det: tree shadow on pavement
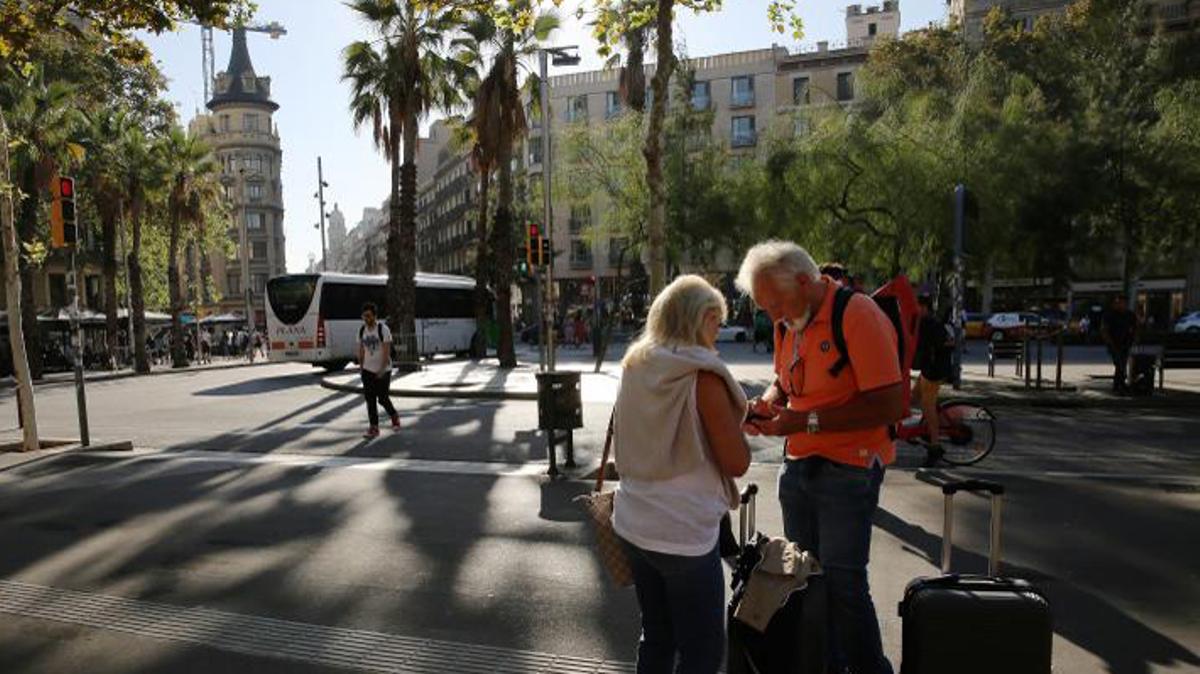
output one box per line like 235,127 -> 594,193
194,372 -> 322,397
0,454 -> 379,673
874,473 -> 1200,674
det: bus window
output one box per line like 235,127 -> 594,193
267,275 -> 318,325
320,283 -> 388,321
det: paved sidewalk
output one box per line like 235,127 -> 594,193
0,451 -> 1194,673
322,359 -> 622,402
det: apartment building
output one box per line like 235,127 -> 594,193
189,27 -> 287,327
528,3 -> 898,300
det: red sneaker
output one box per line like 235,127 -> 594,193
362,426 -> 380,439
390,415 -> 401,431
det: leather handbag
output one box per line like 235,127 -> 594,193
576,414 -> 634,587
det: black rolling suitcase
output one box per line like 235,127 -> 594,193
726,484 -> 830,674
899,479 -> 1052,674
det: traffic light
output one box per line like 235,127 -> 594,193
50,175 -> 78,248
526,223 -> 539,268
539,236 -> 551,266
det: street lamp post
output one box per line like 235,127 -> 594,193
538,45 -> 580,373
315,156 -> 329,272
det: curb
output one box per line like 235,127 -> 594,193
0,438 -> 135,473
4,360 -> 277,390
950,390 -> 1200,410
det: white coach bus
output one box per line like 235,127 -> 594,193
266,272 -> 479,370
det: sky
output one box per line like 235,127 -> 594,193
140,0 -> 949,273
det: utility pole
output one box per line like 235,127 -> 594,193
315,156 -> 329,272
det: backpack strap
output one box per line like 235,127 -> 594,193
828,286 -> 855,377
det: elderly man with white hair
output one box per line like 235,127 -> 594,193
738,240 -> 904,674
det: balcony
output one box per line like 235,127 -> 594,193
731,131 -> 757,148
730,91 -> 756,109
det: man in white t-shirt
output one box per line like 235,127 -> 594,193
357,302 -> 399,438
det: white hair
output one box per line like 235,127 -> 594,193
735,240 -> 820,295
623,275 -> 727,367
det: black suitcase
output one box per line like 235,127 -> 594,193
899,479 -> 1052,674
727,484 -> 830,674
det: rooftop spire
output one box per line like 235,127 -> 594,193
207,27 -> 278,111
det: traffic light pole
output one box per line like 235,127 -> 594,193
69,247 -> 90,446
539,50 -> 557,372
952,184 -> 966,391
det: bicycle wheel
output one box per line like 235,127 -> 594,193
935,400 -> 997,466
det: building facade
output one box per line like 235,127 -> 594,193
336,121 -> 453,276
326,203 -> 347,271
189,27 -> 287,327
415,146 -> 479,276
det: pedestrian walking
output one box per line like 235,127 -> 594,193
912,294 -> 953,467
1101,295 -> 1137,393
563,315 -> 577,349
738,241 -> 904,674
199,329 -> 212,364
612,275 -> 751,674
357,303 -> 399,438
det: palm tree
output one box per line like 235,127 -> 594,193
1,65 -> 86,379
80,105 -> 134,370
455,8 -> 558,368
343,0 -> 468,363
123,126 -> 163,374
161,126 -> 221,369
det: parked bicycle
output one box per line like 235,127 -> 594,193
894,399 -> 997,466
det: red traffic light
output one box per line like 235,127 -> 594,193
528,223 -> 540,238
58,176 -> 74,197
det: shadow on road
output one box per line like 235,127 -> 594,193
194,372 -> 321,397
875,472 -> 1200,674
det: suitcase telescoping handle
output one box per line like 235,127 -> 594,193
738,483 -> 758,546
941,479 -> 1005,576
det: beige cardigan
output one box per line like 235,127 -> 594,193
613,345 -> 747,499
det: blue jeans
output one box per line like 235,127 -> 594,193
620,538 -> 725,674
778,457 -> 893,674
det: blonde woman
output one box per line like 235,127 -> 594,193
612,275 -> 751,673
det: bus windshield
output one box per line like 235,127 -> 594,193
267,275 -> 319,325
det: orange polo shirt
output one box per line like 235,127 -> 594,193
773,281 -> 901,467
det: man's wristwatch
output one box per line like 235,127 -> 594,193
806,411 -> 820,434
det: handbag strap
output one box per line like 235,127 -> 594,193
595,411 -> 615,493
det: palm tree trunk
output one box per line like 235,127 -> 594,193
167,190 -> 187,368
643,0 -> 675,297
18,164 -> 42,379
493,140 -> 517,369
129,191 -> 149,373
102,208 -> 119,370
386,130 -> 405,356
1,109 -> 39,450
471,165 -> 492,359
397,121 -> 419,363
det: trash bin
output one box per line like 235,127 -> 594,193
536,371 -> 582,475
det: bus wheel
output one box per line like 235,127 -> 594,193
321,360 -> 349,372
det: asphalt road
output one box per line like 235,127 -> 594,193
0,353 -> 1197,673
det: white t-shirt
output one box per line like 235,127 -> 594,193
360,323 -> 392,374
